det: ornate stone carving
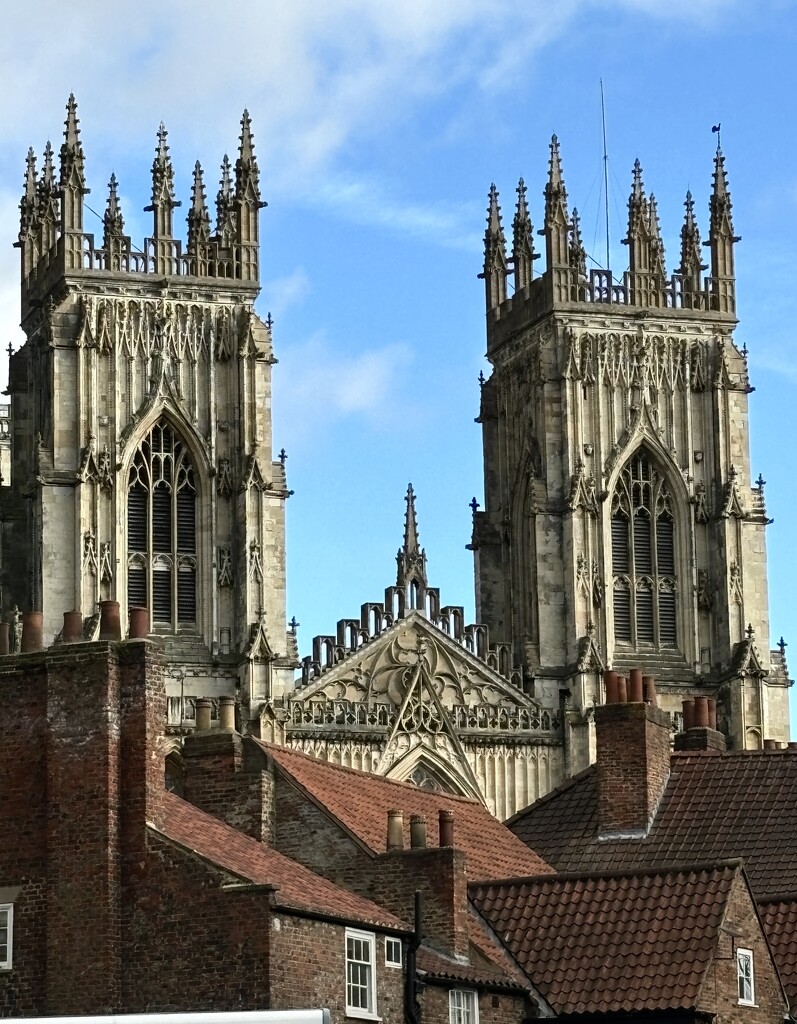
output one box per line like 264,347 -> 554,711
83,529 -> 98,576
217,457 -> 233,497
697,569 -> 713,612
99,542 -> 113,584
218,546 -> 232,588
248,539 -> 263,583
722,464 -> 747,519
693,481 -> 710,523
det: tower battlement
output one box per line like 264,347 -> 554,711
17,96 -> 265,321
482,136 -> 739,354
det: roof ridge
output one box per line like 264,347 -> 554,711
255,738 -> 484,805
469,858 -> 744,890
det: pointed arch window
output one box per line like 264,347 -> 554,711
611,450 -> 677,649
127,420 -> 197,629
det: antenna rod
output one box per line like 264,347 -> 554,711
600,79 -> 610,273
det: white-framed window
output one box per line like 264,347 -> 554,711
345,928 -> 377,1018
385,936 -> 402,968
449,989 -> 479,1024
0,904 -> 13,970
737,947 -> 755,1005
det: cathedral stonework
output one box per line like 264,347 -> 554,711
0,101 -> 789,819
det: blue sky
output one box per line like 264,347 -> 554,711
1,1 -> 796,726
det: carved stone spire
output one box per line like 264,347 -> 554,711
103,173 -> 125,243
187,161 -> 211,253
235,110 -> 262,205
625,159 -> 650,273
147,123 -> 180,239
216,154 -> 236,245
19,147 -> 38,243
234,110 -> 265,279
544,135 -> 570,271
648,193 -> 666,281
512,177 -> 536,292
482,184 -> 508,311
59,94 -> 88,232
36,141 -> 58,255
396,484 -> 428,590
679,190 -> 705,305
569,207 -> 587,280
708,144 -> 739,313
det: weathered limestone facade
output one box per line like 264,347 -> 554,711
471,139 -> 790,762
267,486 -> 565,819
1,97 -> 296,709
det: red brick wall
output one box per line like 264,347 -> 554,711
699,873 -> 786,1024
269,914 -> 405,1024
0,657 -> 48,1016
183,731 -> 275,842
122,830 -> 272,1011
422,984 -> 531,1024
595,702 -> 671,836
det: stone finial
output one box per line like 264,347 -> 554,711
544,135 -> 570,270
679,189 -> 704,284
59,94 -> 86,191
216,154 -> 235,242
103,174 -> 125,242
569,207 -> 587,279
512,177 -> 536,291
19,147 -> 38,240
708,143 -> 740,313
147,123 -> 180,238
235,109 -> 263,205
396,483 -> 428,591
482,184 -> 508,309
187,161 -> 211,251
648,194 -> 666,280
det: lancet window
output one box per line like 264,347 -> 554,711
611,450 -> 677,648
127,420 -> 197,629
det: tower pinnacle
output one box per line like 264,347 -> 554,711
708,145 -> 739,313
216,154 -> 235,245
396,484 -> 428,590
512,177 -> 537,292
482,184 -> 508,310
544,135 -> 570,273
147,123 -> 180,239
187,161 -> 211,252
103,174 -> 124,242
59,94 -> 88,232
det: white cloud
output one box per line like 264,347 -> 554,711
262,268 -> 312,321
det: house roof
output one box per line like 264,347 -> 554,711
508,750 -> 797,899
470,863 -> 741,1016
153,790 -> 408,932
256,741 -> 551,879
760,899 -> 797,1004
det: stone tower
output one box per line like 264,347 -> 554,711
472,138 -> 790,758
3,97 -> 296,716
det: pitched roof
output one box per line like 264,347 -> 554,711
154,790 -> 407,931
760,899 -> 797,1004
470,863 -> 741,1016
256,741 -> 551,879
509,751 -> 797,898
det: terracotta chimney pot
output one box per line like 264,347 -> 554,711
99,600 -> 122,641
387,809 -> 404,851
410,814 -> 427,849
604,670 -> 619,705
195,698 -> 212,732
128,606 -> 150,639
763,738 -> 777,750
439,809 -> 455,848
788,742 -> 797,752
21,611 -> 43,653
693,696 -> 710,729
642,675 -> 657,706
629,668 -> 644,703
682,699 -> 695,732
62,610 -> 83,644
706,697 -> 717,731
218,695 -> 235,730
617,675 -> 628,703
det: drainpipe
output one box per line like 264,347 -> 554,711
405,890 -> 423,1024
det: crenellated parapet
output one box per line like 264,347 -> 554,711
17,96 -> 265,322
483,136 -> 740,346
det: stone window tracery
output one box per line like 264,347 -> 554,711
611,450 -> 677,649
127,419 -> 197,629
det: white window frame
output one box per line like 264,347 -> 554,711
385,936 -> 402,968
345,927 -> 378,1020
0,903 -> 13,970
737,947 -> 755,1006
449,988 -> 479,1024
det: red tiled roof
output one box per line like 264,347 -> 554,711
416,909 -> 532,991
760,899 -> 797,1003
154,790 -> 408,931
256,741 -> 550,879
509,751 -> 797,899
470,863 -> 740,1016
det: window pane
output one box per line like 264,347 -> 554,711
128,485 -> 147,551
611,515 -> 629,573
128,565 -> 146,609
177,489 -> 196,553
178,569 -> 196,623
656,515 -> 675,575
152,484 -> 172,552
614,587 -> 631,642
153,567 -> 172,622
659,589 -> 677,646
633,511 -> 652,574
637,587 -> 654,643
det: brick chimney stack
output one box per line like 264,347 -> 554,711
596,668 -> 671,839
675,697 -> 727,752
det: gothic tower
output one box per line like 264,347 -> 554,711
472,138 -> 790,759
3,97 -> 296,717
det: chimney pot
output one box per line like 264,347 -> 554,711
0,622 -> 10,655
788,742 -> 797,752
62,610 -> 83,643
629,668 -> 644,702
218,695 -> 236,730
439,809 -> 455,847
128,606 -> 150,639
617,675 -> 628,703
604,670 -> 619,705
99,600 -> 122,641
195,698 -> 212,732
764,738 -> 778,750
409,813 -> 427,849
706,697 -> 717,731
693,696 -> 710,729
682,699 -> 695,732
387,808 -> 404,851
21,611 -> 44,652
642,675 -> 657,706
